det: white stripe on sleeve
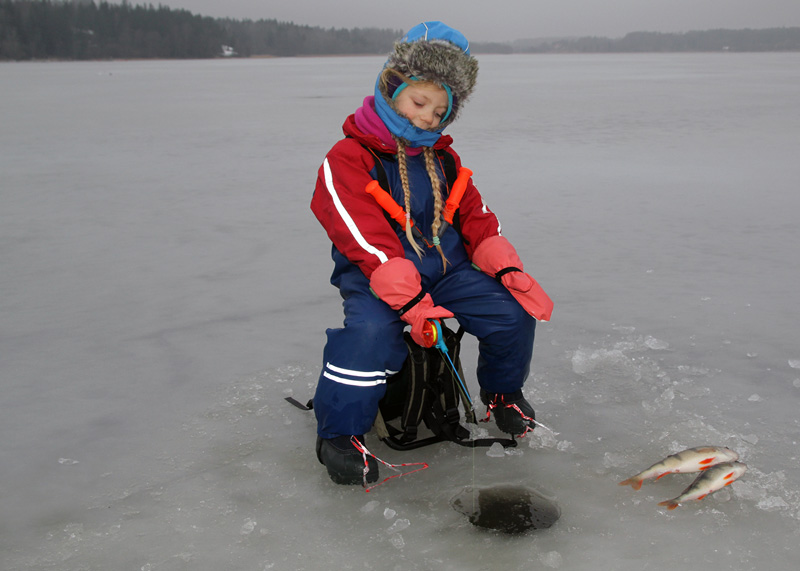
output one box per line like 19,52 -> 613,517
323,158 -> 389,264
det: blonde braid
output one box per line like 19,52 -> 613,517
393,136 -> 424,259
424,148 -> 449,270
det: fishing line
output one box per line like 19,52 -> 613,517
431,320 -> 479,509
431,320 -> 560,513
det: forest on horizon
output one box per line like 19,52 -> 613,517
2,0 -> 800,61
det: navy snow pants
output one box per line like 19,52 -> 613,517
314,256 -> 536,439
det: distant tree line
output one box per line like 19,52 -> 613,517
519,27 -> 800,53
1,0 -> 799,61
1,0 -> 226,59
0,0 -> 400,60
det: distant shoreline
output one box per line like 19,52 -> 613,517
5,50 -> 800,65
2,1 -> 798,61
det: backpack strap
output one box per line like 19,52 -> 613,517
397,332 -> 430,443
364,145 -> 467,245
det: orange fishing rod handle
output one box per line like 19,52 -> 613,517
443,167 -> 473,224
365,180 -> 407,227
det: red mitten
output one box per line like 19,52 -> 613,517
472,236 -> 553,322
370,258 -> 453,347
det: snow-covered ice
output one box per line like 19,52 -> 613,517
2,54 -> 799,569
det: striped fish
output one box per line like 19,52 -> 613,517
619,446 -> 739,490
658,461 -> 748,510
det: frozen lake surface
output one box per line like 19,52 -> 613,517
2,53 -> 799,569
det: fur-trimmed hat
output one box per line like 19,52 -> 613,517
374,22 -> 479,146
384,22 -> 478,122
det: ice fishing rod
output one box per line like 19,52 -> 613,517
428,319 -> 558,437
428,319 -> 476,423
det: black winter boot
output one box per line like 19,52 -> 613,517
316,435 -> 379,486
480,390 -> 536,436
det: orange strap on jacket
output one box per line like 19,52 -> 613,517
442,167 -> 473,225
365,180 -> 411,228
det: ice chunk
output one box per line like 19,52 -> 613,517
644,336 -> 669,350
360,500 -> 380,514
788,359 -> 800,369
383,508 -> 396,520
486,442 -> 506,457
603,452 -> 628,469
540,551 -> 563,568
387,518 -> 410,534
240,519 -> 257,535
757,496 -> 789,511
570,347 -> 640,381
748,394 -> 763,402
741,433 -> 759,445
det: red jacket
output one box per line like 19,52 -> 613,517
311,112 -> 502,280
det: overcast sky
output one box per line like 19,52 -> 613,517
154,0 -> 800,42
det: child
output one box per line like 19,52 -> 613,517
310,22 -> 553,485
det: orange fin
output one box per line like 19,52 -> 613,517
655,472 -> 671,481
699,457 -> 716,465
619,478 -> 643,491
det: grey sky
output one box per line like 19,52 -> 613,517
156,0 -> 800,42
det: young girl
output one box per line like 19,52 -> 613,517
311,22 -> 553,485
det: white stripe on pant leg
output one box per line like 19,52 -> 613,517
323,371 -> 387,387
326,362 -> 387,378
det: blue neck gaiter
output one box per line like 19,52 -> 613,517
373,75 -> 443,148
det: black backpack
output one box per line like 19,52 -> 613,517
373,322 -> 516,450
286,322 -> 516,450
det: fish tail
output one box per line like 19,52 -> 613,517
657,500 -> 679,510
618,478 -> 643,490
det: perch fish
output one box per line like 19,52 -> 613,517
618,446 -> 739,490
658,461 -> 748,510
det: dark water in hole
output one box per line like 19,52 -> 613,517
450,484 -> 561,534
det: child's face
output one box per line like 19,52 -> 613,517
393,82 -> 450,131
